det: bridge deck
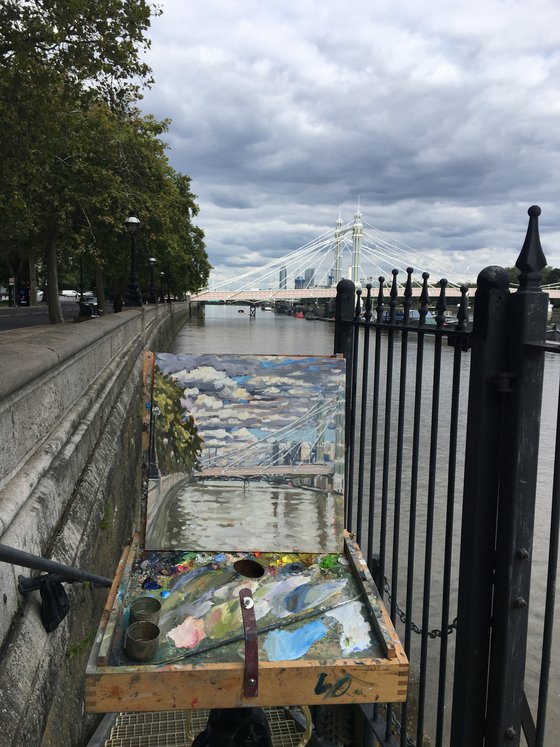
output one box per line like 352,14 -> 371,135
195,464 -> 334,478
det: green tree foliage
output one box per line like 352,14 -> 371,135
0,0 -> 210,318
152,368 -> 203,475
504,265 -> 560,287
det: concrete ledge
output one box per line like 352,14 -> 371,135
0,302 -> 192,746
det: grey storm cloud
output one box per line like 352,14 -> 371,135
141,0 -> 560,282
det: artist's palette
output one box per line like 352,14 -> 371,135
85,354 -> 408,712
86,533 -> 408,711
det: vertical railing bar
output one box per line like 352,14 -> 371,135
356,285 -> 373,547
401,272 -> 429,747
434,280 -> 462,747
379,270 -> 402,740
396,268 -> 412,747
417,275 -> 442,747
370,277 -> 386,726
367,277 -> 385,563
391,268 -> 412,622
535,361 -> 560,745
346,288 -> 362,531
379,272 -> 398,602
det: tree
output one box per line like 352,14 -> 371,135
0,0 -> 159,320
153,368 -> 203,475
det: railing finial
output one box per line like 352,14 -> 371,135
515,205 -> 547,288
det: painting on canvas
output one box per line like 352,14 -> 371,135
145,354 -> 346,553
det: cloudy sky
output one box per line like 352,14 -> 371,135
140,0 -> 560,284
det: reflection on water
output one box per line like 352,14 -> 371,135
146,476 -> 342,553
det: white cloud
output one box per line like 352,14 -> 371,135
141,0 -> 560,282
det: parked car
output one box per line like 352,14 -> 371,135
61,289 -> 78,298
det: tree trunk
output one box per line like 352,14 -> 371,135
94,261 -> 106,315
28,252 -> 37,305
46,237 -> 64,324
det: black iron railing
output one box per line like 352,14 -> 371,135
335,270 -> 471,747
334,206 -> 559,747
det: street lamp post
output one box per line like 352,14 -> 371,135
125,216 -> 142,307
148,257 -> 157,304
159,271 -> 165,303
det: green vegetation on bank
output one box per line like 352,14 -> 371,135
0,0 -> 211,321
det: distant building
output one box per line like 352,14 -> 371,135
279,266 -> 287,289
295,276 -> 305,289
304,268 -> 315,288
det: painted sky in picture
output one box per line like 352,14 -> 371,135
155,353 -> 345,479
140,0 -> 560,283
146,354 -> 346,552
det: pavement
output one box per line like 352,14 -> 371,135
0,298 -> 110,332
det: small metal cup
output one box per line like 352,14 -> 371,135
124,621 -> 160,662
129,596 -> 162,626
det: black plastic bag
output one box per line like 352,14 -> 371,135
38,576 -> 70,632
192,708 -> 272,747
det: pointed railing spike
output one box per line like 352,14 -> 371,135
390,269 -> 399,322
376,276 -> 385,323
456,285 -> 469,332
419,272 -> 430,325
364,284 -> 373,322
516,205 -> 547,289
436,279 -> 448,328
403,267 -> 413,323
355,287 -> 362,319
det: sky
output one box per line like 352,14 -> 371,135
139,0 -> 560,285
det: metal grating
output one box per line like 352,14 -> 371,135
102,707 -> 310,747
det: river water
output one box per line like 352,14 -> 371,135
171,304 -> 560,745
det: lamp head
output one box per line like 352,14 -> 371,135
148,257 -> 157,267
125,216 -> 140,234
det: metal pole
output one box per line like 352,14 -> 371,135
125,216 -> 142,307
450,265 -> 511,746
0,543 -> 112,588
334,278 -> 355,360
485,206 -> 548,746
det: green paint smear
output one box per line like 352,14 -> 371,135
319,554 -> 339,569
209,598 -> 241,639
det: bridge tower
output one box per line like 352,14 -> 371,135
334,215 -> 343,284
352,208 -> 363,284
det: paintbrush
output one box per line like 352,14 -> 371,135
155,593 -> 364,666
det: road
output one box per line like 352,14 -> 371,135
0,298 -> 109,332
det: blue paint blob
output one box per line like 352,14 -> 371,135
263,620 -> 327,661
160,590 -> 170,599
285,584 -> 311,612
142,577 -> 162,590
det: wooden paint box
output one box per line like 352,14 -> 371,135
86,354 -> 408,711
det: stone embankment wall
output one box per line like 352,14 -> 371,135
0,304 -> 191,747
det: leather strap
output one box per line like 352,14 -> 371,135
239,588 -> 258,697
